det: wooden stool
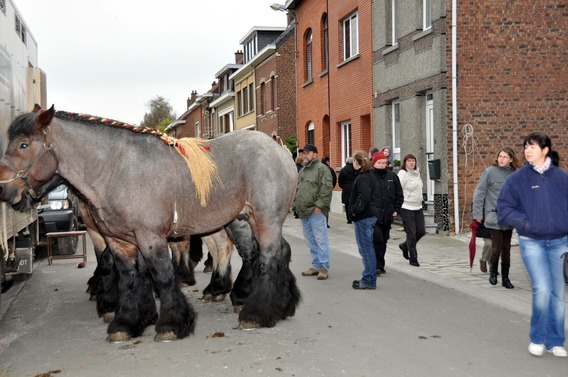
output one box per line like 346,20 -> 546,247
47,230 -> 88,265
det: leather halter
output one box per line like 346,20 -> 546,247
0,126 -> 58,199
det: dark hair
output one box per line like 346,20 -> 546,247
400,154 -> 418,171
523,132 -> 560,166
493,147 -> 519,171
368,147 -> 379,158
321,156 -> 330,165
353,150 -> 372,173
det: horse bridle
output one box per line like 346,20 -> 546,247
0,126 -> 58,199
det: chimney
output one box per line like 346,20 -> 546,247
235,50 -> 244,64
187,90 -> 198,108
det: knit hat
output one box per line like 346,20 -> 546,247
372,151 -> 387,166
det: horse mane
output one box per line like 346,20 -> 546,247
53,110 -> 220,206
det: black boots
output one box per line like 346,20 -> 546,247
501,264 -> 514,289
489,262 -> 498,285
489,262 -> 514,289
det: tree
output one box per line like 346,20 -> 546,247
140,96 -> 177,132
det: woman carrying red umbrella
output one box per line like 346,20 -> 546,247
472,147 -> 519,288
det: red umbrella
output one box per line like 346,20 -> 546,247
469,220 -> 479,272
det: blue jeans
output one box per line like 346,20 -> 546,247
519,235 -> 567,349
301,212 -> 330,270
354,216 -> 377,288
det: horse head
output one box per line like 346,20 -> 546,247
0,106 -> 59,211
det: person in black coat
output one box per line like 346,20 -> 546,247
338,157 -> 358,224
321,156 -> 337,188
370,151 -> 404,275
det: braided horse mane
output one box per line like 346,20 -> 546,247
53,110 -> 220,206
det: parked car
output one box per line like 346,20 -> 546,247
38,184 -> 80,255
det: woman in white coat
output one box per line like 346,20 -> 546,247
397,154 -> 426,267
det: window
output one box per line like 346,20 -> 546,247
14,14 -> 26,44
1,0 -> 6,15
195,121 -> 200,138
217,110 -> 234,135
237,91 -> 242,116
260,82 -> 266,115
307,122 -> 315,145
322,14 -> 329,71
243,86 -> 249,114
392,102 -> 400,160
423,0 -> 432,30
343,12 -> 359,60
391,0 -> 398,44
341,121 -> 352,163
305,29 -> 313,82
244,35 -> 257,63
271,75 -> 277,111
248,83 -> 254,112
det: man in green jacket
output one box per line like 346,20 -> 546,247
293,144 -> 333,280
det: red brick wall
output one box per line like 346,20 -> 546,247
328,0 -> 373,168
294,0 -> 330,156
295,0 -> 373,169
446,0 -> 567,231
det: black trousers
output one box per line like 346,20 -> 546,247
400,208 -> 426,260
489,229 -> 513,266
343,202 -> 351,223
373,222 -> 391,270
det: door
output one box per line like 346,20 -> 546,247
425,94 -> 435,201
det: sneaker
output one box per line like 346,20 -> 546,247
528,342 -> 545,356
479,259 -> 487,273
302,268 -> 320,276
547,346 -> 568,357
352,280 -> 375,290
399,243 -> 409,260
409,259 -> 420,267
317,267 -> 328,280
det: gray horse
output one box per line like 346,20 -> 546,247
0,107 -> 300,342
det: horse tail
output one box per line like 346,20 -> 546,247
170,137 -> 222,206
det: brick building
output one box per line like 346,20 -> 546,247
287,0 -> 374,211
373,0 -> 567,234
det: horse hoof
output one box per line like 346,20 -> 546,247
154,331 -> 178,342
239,320 -> 261,329
102,312 -> 115,323
233,305 -> 243,314
179,282 -> 189,288
107,332 -> 131,343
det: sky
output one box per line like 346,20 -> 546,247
15,0 -> 288,125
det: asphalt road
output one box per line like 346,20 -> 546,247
0,219 -> 566,377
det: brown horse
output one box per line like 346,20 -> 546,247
0,107 -> 300,342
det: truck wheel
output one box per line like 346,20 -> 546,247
56,218 -> 79,255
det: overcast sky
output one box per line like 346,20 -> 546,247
16,0 -> 287,125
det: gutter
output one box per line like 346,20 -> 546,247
451,0 -> 459,234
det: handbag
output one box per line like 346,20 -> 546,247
476,222 -> 492,239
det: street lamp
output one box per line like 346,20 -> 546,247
270,3 -> 287,12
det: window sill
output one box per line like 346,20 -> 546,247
336,54 -> 359,68
382,44 -> 399,56
319,69 -> 329,78
412,27 -> 433,42
302,79 -> 314,88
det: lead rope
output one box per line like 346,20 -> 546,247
1,203 -> 7,261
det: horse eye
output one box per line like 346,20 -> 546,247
20,143 -> 29,149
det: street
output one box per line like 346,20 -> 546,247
0,213 -> 566,377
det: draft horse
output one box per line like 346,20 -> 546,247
0,107 -> 300,342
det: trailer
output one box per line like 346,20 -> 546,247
1,0 -> 47,291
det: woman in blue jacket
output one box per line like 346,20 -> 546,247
497,132 -> 568,358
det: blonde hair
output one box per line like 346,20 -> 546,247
353,150 -> 372,173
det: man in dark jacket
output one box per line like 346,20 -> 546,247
338,157 -> 358,224
370,151 -> 404,274
321,156 -> 337,188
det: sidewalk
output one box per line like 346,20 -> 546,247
282,212 -> 568,332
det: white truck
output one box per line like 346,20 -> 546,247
1,0 -> 47,289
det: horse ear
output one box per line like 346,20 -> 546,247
36,105 -> 55,129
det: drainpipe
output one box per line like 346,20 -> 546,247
451,0 -> 459,234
